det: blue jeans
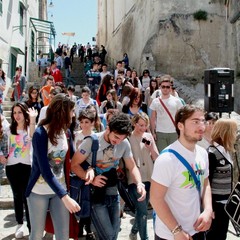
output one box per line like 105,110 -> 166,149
91,194 -> 120,240
65,68 -> 71,87
129,182 -> 151,240
27,192 -> 69,240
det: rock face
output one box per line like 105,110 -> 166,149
98,0 -> 240,112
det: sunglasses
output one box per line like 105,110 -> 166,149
161,85 -> 171,89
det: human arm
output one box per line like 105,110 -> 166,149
27,107 -> 38,137
150,180 -> 192,240
124,156 -> 146,201
193,178 -> 213,232
71,150 -> 107,186
0,133 -> 8,164
150,110 -> 157,140
144,133 -> 159,160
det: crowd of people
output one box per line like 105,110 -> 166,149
0,46 -> 239,240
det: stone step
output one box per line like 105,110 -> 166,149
0,184 -> 13,209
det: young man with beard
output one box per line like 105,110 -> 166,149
150,105 -> 213,240
71,113 -> 146,240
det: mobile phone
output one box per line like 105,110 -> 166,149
142,138 -> 150,145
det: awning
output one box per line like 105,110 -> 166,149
30,17 -> 56,36
11,47 -> 25,55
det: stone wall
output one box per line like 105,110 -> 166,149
98,0 -> 240,112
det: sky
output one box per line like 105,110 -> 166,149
47,0 -> 97,47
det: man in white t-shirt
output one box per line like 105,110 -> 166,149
150,75 -> 183,152
150,105 -> 213,240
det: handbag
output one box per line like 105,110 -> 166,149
117,158 -> 135,214
70,134 -> 99,219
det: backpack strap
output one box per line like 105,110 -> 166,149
83,134 -> 99,168
161,149 -> 201,193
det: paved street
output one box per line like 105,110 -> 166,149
0,208 -> 239,239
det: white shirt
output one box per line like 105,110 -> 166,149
152,140 -> 209,239
150,95 -> 183,133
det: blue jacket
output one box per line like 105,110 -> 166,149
26,126 -> 74,199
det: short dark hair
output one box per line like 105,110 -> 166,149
78,110 -> 95,123
205,112 -> 219,122
175,105 -> 205,136
67,85 -> 75,92
108,113 -> 132,136
81,86 -> 91,94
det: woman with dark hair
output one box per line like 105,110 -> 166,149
114,75 -> 124,99
26,94 -> 80,240
122,88 -> 147,117
130,70 -> 142,89
86,104 -> 104,132
25,86 -> 44,123
6,102 -> 37,238
96,74 -> 113,105
144,78 -> 158,116
100,89 -> 122,114
0,68 -> 6,113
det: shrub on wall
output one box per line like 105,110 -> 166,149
193,10 -> 208,21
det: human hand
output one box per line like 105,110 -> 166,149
62,194 -> 81,213
92,175 -> 108,187
85,168 -> 95,185
136,183 -> 146,201
193,209 -> 213,232
0,155 -> 7,164
27,107 -> 38,119
174,231 -> 192,240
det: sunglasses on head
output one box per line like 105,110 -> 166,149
161,85 -> 171,89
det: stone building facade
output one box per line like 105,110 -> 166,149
97,0 -> 240,111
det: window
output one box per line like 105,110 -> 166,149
19,3 -> 24,35
11,54 -> 17,79
0,0 -> 2,15
31,30 -> 35,61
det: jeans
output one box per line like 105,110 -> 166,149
91,194 -> 120,240
87,83 -> 99,99
129,182 -> 151,240
5,163 -> 31,230
27,192 -> 69,240
64,68 -> 72,87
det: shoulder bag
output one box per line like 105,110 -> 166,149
159,98 -> 176,126
70,134 -> 99,219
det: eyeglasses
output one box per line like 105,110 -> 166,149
161,85 -> 171,89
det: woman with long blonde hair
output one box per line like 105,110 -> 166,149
206,118 -> 238,240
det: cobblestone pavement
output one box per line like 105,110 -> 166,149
0,209 -> 239,240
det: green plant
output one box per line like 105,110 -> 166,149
193,10 -> 208,21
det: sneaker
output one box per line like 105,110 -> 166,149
86,232 -> 96,240
129,232 -> 137,240
15,224 -> 24,239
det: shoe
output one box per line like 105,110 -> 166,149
86,232 -> 96,240
43,232 -> 54,240
15,224 -> 24,239
129,232 -> 137,240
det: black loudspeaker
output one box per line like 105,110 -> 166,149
204,68 -> 234,114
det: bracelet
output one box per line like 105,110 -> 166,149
137,182 -> 145,188
171,224 -> 183,235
